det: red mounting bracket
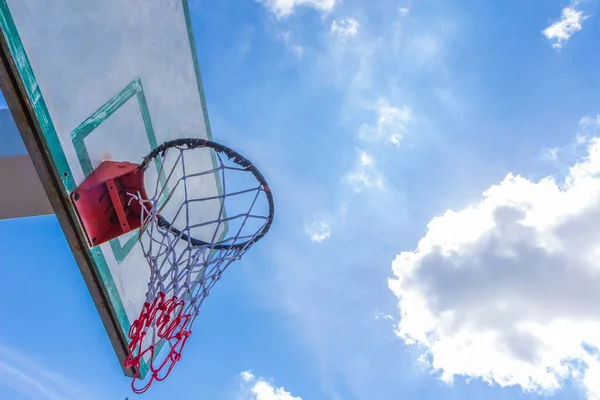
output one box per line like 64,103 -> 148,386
71,161 -> 149,247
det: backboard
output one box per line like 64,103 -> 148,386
0,0 -> 223,378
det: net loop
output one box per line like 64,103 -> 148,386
125,291 -> 192,394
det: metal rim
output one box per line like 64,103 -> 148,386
140,138 -> 274,250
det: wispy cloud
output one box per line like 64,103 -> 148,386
345,150 -> 384,192
305,220 -> 332,242
331,17 -> 360,40
377,100 -> 412,146
244,2 -> 457,398
359,151 -> 373,167
398,7 -> 410,16
375,311 -> 394,321
580,114 -> 600,128
0,343 -> 101,400
541,146 -> 560,161
542,1 -> 589,49
258,0 -> 336,19
238,371 -> 302,400
278,30 -> 304,60
359,99 -> 412,146
389,122 -> 600,399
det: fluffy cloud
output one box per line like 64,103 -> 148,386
239,371 -> 302,400
389,133 -> 600,398
258,0 -> 336,19
305,220 -> 332,242
542,1 -> 589,49
331,17 -> 360,39
360,99 -> 412,146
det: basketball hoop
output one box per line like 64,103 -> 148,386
116,139 -> 273,393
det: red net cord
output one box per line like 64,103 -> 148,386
124,292 -> 192,394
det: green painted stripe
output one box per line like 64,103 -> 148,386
71,79 -> 141,176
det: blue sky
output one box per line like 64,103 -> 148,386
3,0 -> 600,399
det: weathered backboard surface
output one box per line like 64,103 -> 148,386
0,0 -> 223,378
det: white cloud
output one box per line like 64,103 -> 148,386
345,151 -> 384,192
241,371 -> 256,383
358,151 -> 373,166
343,100 -> 412,192
398,7 -> 410,16
305,220 -> 332,242
331,17 -> 360,39
360,99 -> 412,146
378,101 -> 412,145
258,0 -> 336,19
346,168 -> 384,192
580,115 -> 600,129
375,311 -> 394,321
542,1 -> 589,49
239,371 -> 302,400
389,133 -> 600,399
